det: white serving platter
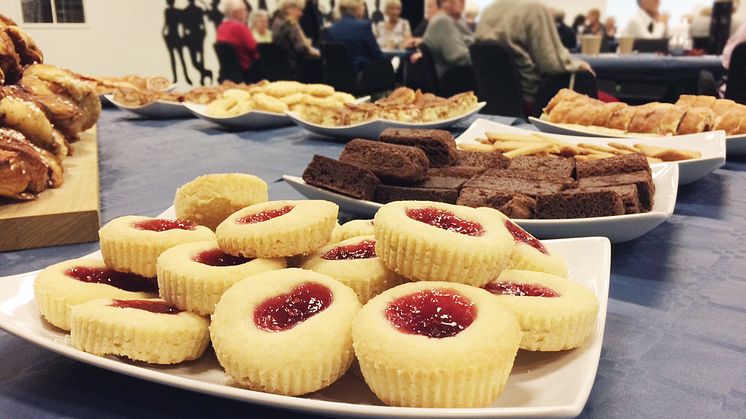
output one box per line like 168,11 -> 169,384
285,102 -> 486,139
529,116 -> 746,157
105,94 -> 193,119
184,102 -> 294,130
284,161 -> 678,243
460,118 -> 725,185
0,210 -> 610,418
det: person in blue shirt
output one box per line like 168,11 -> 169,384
327,0 -> 384,73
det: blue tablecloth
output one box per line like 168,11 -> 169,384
2,109 -> 746,418
574,53 -> 726,83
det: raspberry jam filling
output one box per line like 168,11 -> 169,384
193,248 -> 252,266
385,289 -> 477,338
110,299 -> 182,314
322,239 -> 376,260
237,205 -> 294,224
483,281 -> 559,298
64,267 -> 158,293
133,219 -> 197,232
504,220 -> 548,254
254,282 -> 333,331
406,207 -> 484,236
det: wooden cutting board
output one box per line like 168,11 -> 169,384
0,128 -> 100,251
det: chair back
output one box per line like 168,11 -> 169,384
725,42 -> 746,104
359,59 -> 396,96
256,43 -> 298,81
418,43 -> 441,94
633,38 -> 669,53
320,42 -> 358,93
468,41 -> 526,118
533,71 -> 598,118
213,42 -> 244,83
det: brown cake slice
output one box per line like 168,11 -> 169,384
480,168 -> 575,184
375,184 -> 458,204
508,155 -> 575,179
456,150 -> 509,169
302,155 -> 381,201
413,176 -> 467,190
535,190 -> 625,219
428,166 -> 485,179
339,139 -> 429,184
457,189 -> 536,219
463,176 -> 568,198
576,171 -> 654,211
580,184 -> 641,214
378,128 -> 458,167
575,153 -> 651,179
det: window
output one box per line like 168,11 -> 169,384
20,0 -> 86,24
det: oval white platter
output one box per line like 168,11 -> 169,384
0,202 -> 610,419
461,118 -> 725,185
184,102 -> 294,130
529,116 -> 745,157
105,94 -> 193,119
286,102 -> 486,139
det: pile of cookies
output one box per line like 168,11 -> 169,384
203,81 -> 355,117
33,173 -> 599,408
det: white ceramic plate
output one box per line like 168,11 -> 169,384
460,118 -> 725,185
0,218 -> 610,418
529,116 -> 746,157
105,94 -> 193,119
184,102 -> 294,130
286,102 -> 486,139
284,163 -> 678,243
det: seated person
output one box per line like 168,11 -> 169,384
271,0 -> 321,77
475,0 -> 593,105
216,0 -> 259,79
412,0 -> 438,38
582,8 -> 606,37
373,0 -> 412,50
250,10 -> 272,43
327,0 -> 384,73
423,0 -> 474,79
624,0 -> 667,39
552,9 -> 577,50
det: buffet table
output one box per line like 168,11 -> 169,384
1,109 -> 745,418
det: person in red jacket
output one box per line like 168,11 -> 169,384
216,0 -> 259,79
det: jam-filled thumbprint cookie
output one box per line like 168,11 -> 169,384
34,258 -> 158,331
352,281 -> 521,408
210,268 -> 361,395
216,200 -> 338,258
70,298 -> 209,364
301,235 -> 405,303
174,173 -> 269,231
483,270 -> 599,351
99,216 -> 215,278
156,241 -> 286,315
373,201 -> 513,286
477,208 -> 568,277
330,219 -> 375,243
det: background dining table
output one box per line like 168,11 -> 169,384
1,108 -> 745,418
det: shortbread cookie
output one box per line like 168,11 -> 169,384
330,219 -> 375,243
484,270 -> 599,351
70,298 -> 209,364
34,258 -> 158,331
157,241 -> 286,315
99,216 -> 215,277
477,208 -> 568,277
210,268 -> 361,395
216,200 -> 338,258
174,173 -> 268,230
301,235 -> 405,302
352,281 -> 521,408
374,201 -> 513,286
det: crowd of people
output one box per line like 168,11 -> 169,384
211,0 -> 746,104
